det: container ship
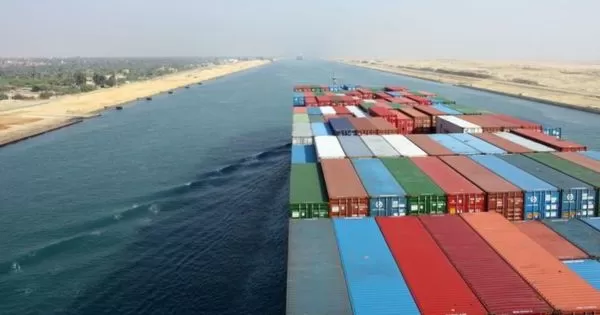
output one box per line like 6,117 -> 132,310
287,84 -> 600,315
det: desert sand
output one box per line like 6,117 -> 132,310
0,60 -> 270,147
344,59 -> 600,111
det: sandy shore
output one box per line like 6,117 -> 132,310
0,60 -> 270,147
342,60 -> 600,113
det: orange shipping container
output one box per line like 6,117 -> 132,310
514,220 -> 589,260
462,212 -> 600,314
293,107 -> 307,114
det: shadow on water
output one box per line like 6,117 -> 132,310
60,144 -> 290,315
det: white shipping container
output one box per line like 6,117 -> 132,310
360,135 -> 401,157
382,135 -> 428,157
320,106 -> 337,116
346,106 -> 367,118
436,115 -> 483,134
314,136 -> 346,160
292,122 -> 312,138
292,137 -> 313,145
494,132 -> 556,152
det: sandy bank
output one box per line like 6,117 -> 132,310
0,60 -> 270,147
342,60 -> 600,113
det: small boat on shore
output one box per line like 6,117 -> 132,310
168,91 -> 174,94
146,97 -> 152,101
115,106 -> 123,110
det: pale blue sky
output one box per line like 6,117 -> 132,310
1,0 -> 599,60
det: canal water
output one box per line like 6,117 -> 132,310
1,60 -> 599,315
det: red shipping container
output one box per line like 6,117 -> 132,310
552,152 -> 600,172
412,105 -> 445,127
345,90 -> 362,97
302,91 -> 314,97
439,156 -> 524,220
460,115 -> 505,132
490,114 -> 542,131
390,97 -> 418,106
293,85 -> 310,92
348,117 -> 379,135
369,107 -> 414,134
320,85 -> 330,91
398,107 -> 432,133
356,88 -> 374,99
406,134 -> 454,156
514,220 -> 589,260
333,106 -> 352,115
377,216 -> 487,315
420,215 -> 554,315
304,96 -> 318,107
293,107 -> 306,114
368,117 -> 397,135
372,102 -> 393,109
315,96 -> 332,106
411,156 -> 485,214
404,94 -> 432,105
512,129 -> 587,152
384,86 -> 408,91
472,133 -> 533,153
320,159 -> 369,217
373,91 -> 394,102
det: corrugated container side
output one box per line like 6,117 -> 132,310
436,115 -> 483,134
405,134 -> 454,156
564,259 -> 600,290
411,157 -> 485,214
421,215 -> 554,315
461,212 -> 600,313
542,219 -> 600,258
333,218 -> 420,315
470,154 -> 560,220
368,117 -> 398,135
291,144 -> 317,164
328,118 -> 356,136
377,217 -> 487,314
512,129 -> 587,152
337,136 -> 373,158
490,114 -> 542,131
382,135 -> 428,157
514,220 -> 589,260
448,133 -> 507,154
349,117 -> 379,135
495,132 -> 556,152
292,122 -> 313,145
440,155 -> 524,221
369,107 -> 414,134
345,105 -> 367,118
289,164 -> 328,219
472,132 -> 533,153
412,105 -> 445,127
352,158 -> 407,216
310,122 -> 332,136
553,152 -> 600,173
459,115 -> 504,132
398,107 -> 432,133
429,134 -> 482,155
360,135 -> 401,157
581,150 -> 600,161
286,220 -> 352,315
499,154 -> 596,218
320,159 -> 369,217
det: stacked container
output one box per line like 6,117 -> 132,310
352,158 -> 407,216
436,115 -> 483,134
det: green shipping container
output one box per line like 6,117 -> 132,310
289,163 -> 329,219
293,114 -> 310,123
380,157 -> 447,214
359,101 -> 374,112
432,97 -> 456,105
309,115 -> 325,123
445,103 -> 489,115
314,91 -> 325,96
525,152 -> 600,215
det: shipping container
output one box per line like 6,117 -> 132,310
369,107 -> 414,134
564,259 -> 600,290
291,144 -> 317,164
470,154 -> 560,220
514,220 -> 589,260
345,105 -> 367,118
368,117 -> 397,135
360,135 -> 401,157
358,100 -> 376,112
440,155 -> 524,220
315,96 -> 332,106
582,217 -> 600,232
429,134 -> 482,155
332,106 -> 351,116
490,114 -> 542,131
374,91 -> 394,102
404,94 -> 432,105
356,88 -> 374,99
328,117 -> 356,136
293,107 -> 306,114
319,106 -> 336,116
289,164 -> 328,219
581,150 -> 600,161
382,135 -> 428,157
512,129 -> 587,152
445,103 -> 488,115
292,122 -> 313,145
461,212 -> 600,313
292,92 -> 305,106
320,159 -> 369,217
304,96 -> 317,107
500,154 -> 596,218
398,107 -> 432,133
306,107 -> 322,116
308,115 -> 324,123
412,105 -> 445,127
436,115 -> 483,134
314,136 -> 346,160
384,85 -> 408,92
472,132 -> 533,153
431,104 -> 461,115
293,113 -> 310,123
332,218 -> 420,314
390,97 -> 418,106
553,152 -> 600,173
495,132 -> 556,152
430,96 -> 456,105
286,220 -> 352,315
337,136 -> 373,158
421,215 -> 554,315
406,134 -> 454,156
381,157 -> 446,214
377,217 -> 487,314
459,115 -> 508,133
348,117 -> 379,135
448,133 -> 507,154
411,157 -> 485,214
310,122 -> 332,136
352,158 -> 407,216
542,219 -> 600,258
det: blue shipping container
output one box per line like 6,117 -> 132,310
293,92 -> 305,106
351,158 -> 407,216
449,133 -> 507,155
563,259 -> 600,290
432,104 -> 462,115
337,136 -> 373,158
311,122 -> 333,136
291,144 -> 317,164
499,154 -> 596,218
543,219 -> 600,258
307,107 -> 322,116
328,118 -> 356,136
582,217 -> 600,232
470,155 -> 560,219
329,85 -> 340,92
341,84 -> 357,91
581,150 -> 600,161
429,134 -> 481,155
333,218 -> 420,315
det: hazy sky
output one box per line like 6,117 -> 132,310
1,0 -> 599,61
